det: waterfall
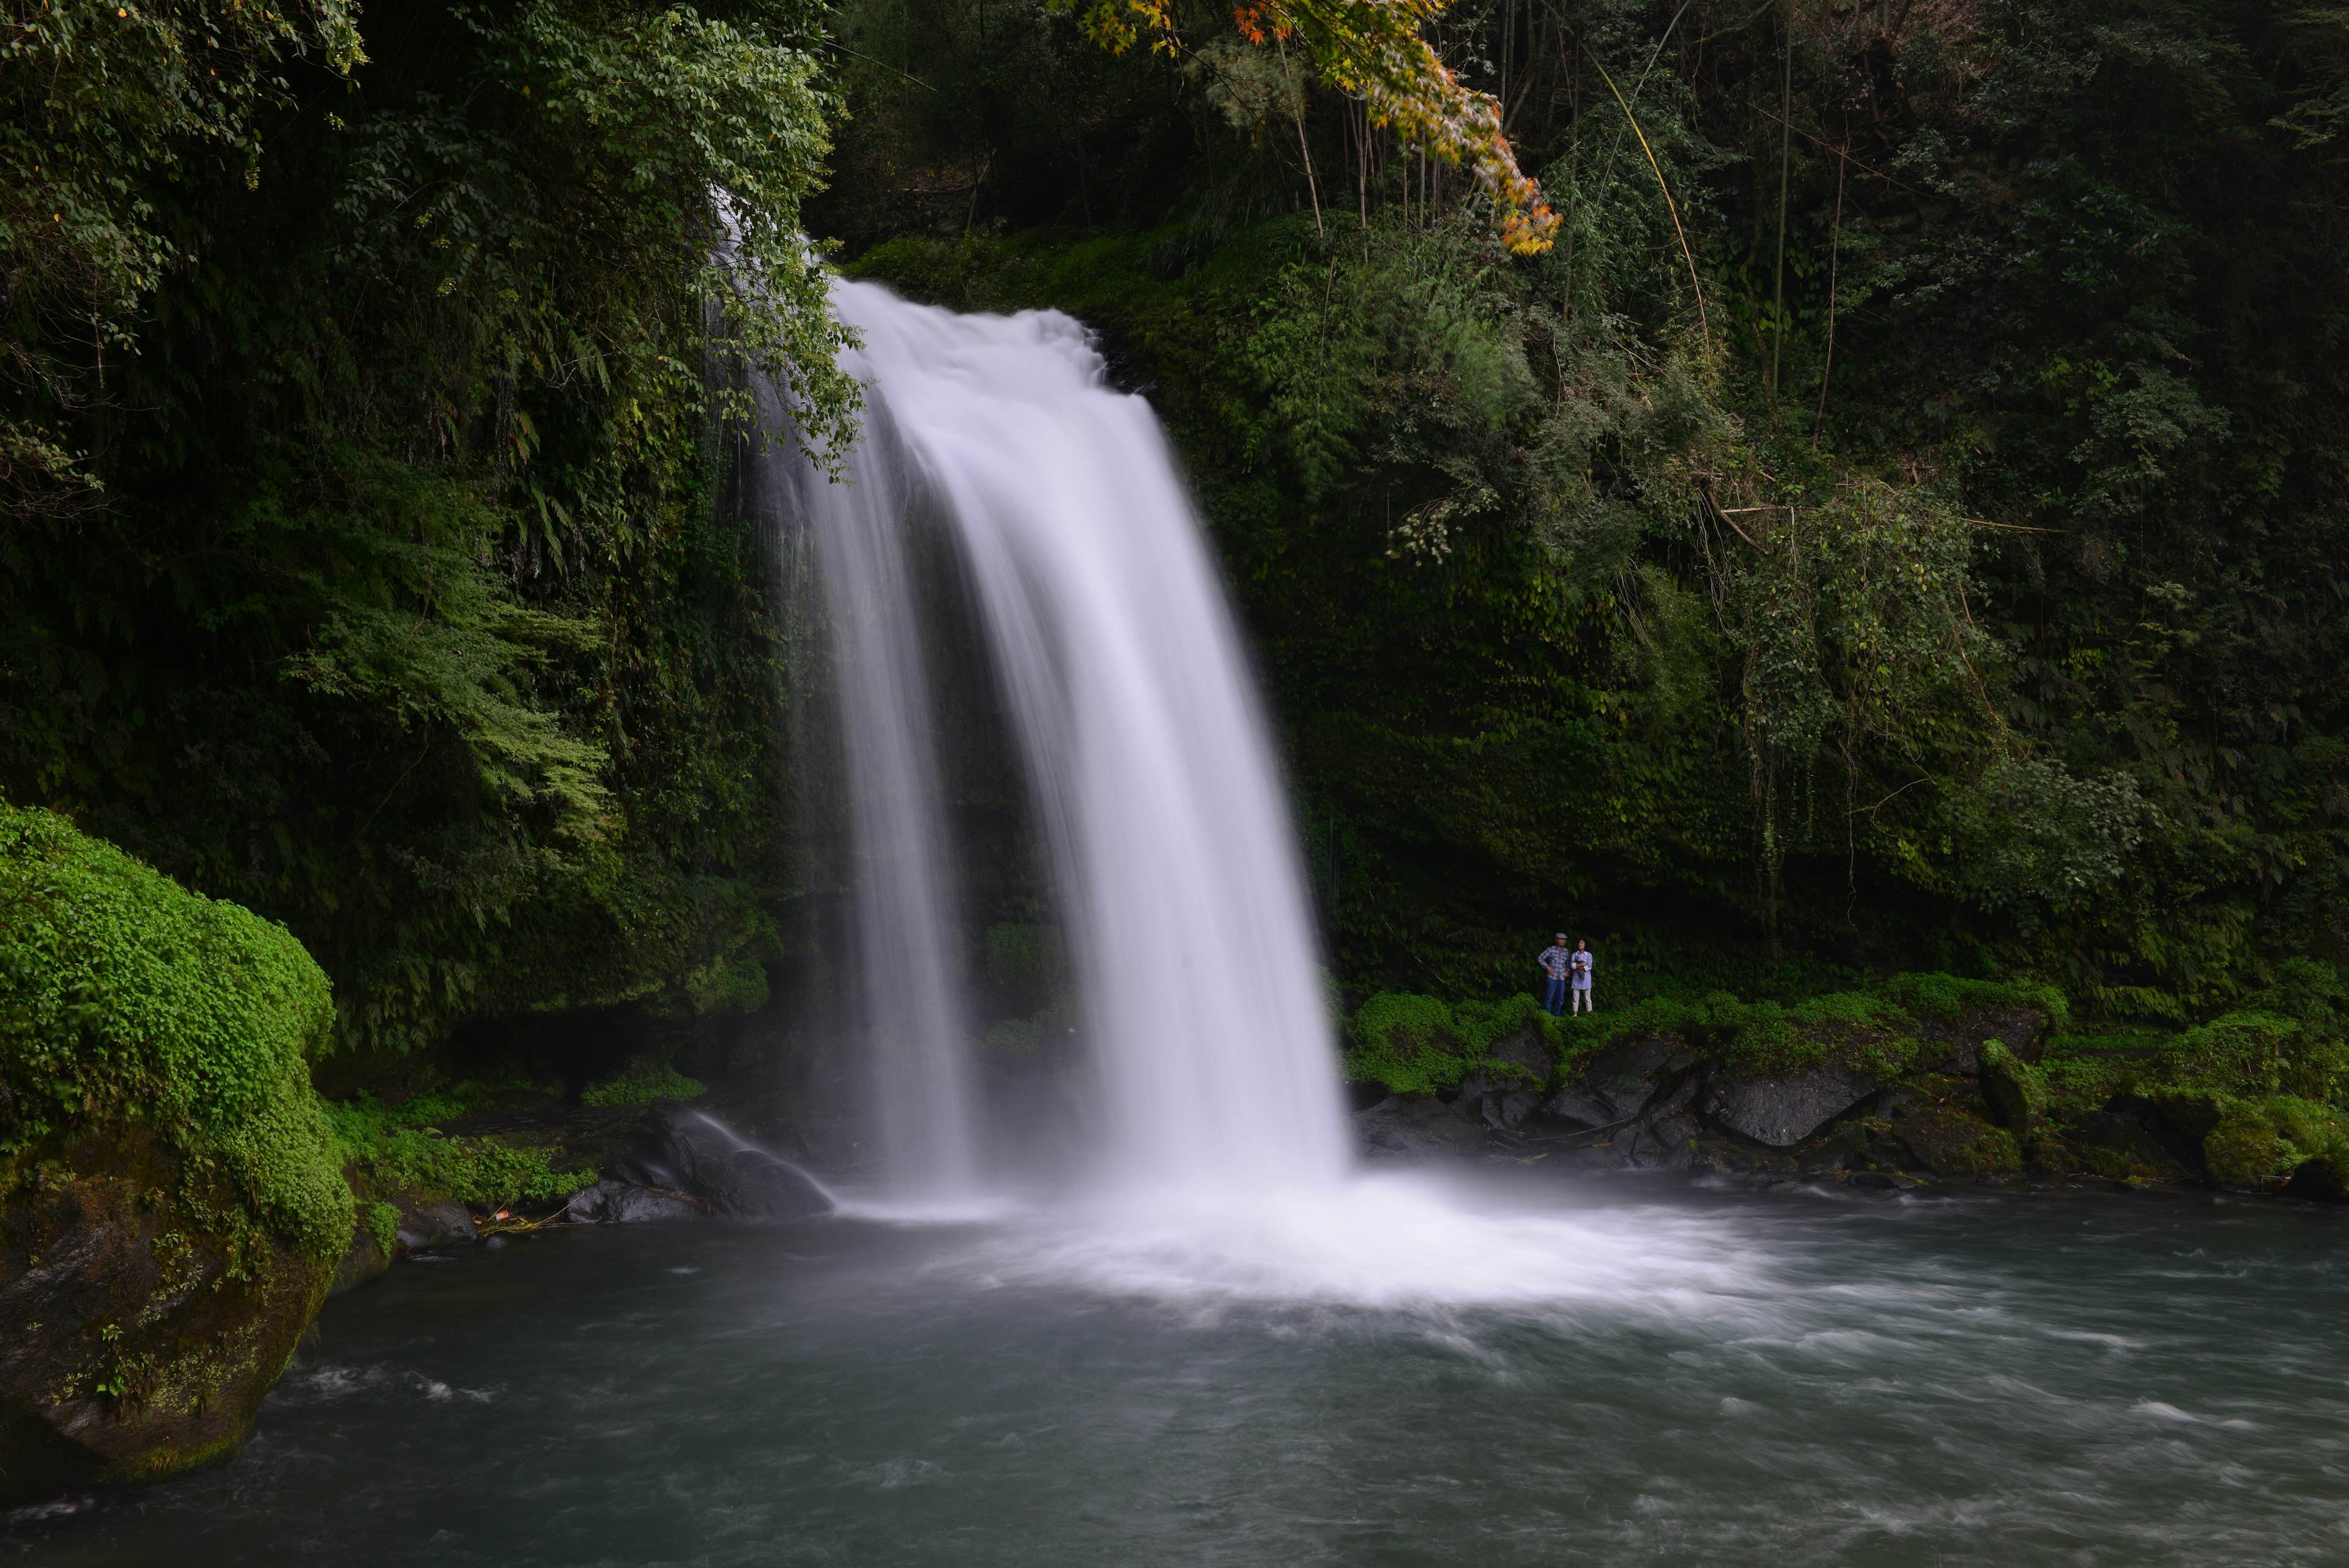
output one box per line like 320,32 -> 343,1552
774,388 -> 979,1194
769,280 -> 1349,1195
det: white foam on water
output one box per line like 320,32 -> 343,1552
835,1173 -> 1777,1318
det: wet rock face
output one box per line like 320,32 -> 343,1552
0,1132 -> 332,1509
616,1102 -> 833,1222
393,1201 -> 478,1250
1455,1024 -> 1557,1131
1356,1096 -> 1487,1161
1704,1063 -> 1878,1148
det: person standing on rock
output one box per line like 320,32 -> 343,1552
1570,939 -> 1595,1014
1538,933 -> 1573,1016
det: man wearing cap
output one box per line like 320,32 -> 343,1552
1537,933 -> 1573,1016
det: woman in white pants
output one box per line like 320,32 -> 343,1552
1570,940 -> 1595,1013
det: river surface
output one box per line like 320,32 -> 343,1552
9,1170 -> 2347,1566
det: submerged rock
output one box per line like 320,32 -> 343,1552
565,1178 -> 703,1224
393,1200 -> 477,1250
617,1102 -> 832,1221
1356,1095 -> 1486,1161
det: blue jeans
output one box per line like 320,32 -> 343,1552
1543,975 -> 1567,1015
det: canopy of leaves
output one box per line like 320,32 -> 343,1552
1,0 -> 841,1050
819,0 -> 2349,1025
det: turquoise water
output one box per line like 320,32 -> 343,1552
8,1172 -> 2346,1566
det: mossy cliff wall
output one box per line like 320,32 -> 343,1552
0,805 -> 352,1507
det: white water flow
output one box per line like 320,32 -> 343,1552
781,385 -> 978,1194
793,279 -> 1349,1197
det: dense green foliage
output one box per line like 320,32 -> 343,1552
1343,970 -> 2058,1090
2,0 -> 843,1053
0,803 -> 351,1257
8,0 -> 2348,1085
328,1090 -> 596,1208
818,0 -> 2349,1031
579,1054 -> 710,1105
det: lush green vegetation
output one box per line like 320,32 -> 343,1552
0,803 -> 351,1257
1345,961 -> 2349,1186
328,1090 -> 597,1208
818,0 -> 2349,1035
7,0 -> 2348,1102
2,0 -> 836,1055
579,1055 -> 710,1105
1343,970 -> 2062,1091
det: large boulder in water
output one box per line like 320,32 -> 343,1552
618,1102 -> 832,1221
0,807 -> 350,1507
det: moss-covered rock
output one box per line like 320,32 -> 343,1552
0,805 -> 350,1506
1978,1041 -> 2046,1131
2203,1110 -> 2284,1191
1885,1105 -> 2024,1177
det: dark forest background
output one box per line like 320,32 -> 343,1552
7,0 -> 2349,1065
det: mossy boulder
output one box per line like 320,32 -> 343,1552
2202,1097 -> 2349,1194
1884,1105 -> 2024,1177
0,805 -> 351,1506
1978,1041 -> 2046,1131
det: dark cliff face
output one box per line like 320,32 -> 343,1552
0,1127 -> 333,1507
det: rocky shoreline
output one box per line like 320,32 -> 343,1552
1354,1001 -> 2348,1203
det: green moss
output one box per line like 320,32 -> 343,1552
328,1094 -> 595,1206
0,803 -> 352,1260
1979,1041 -> 2047,1129
365,1200 -> 401,1257
983,1016 -> 1044,1055
1347,971 -> 2070,1096
579,1055 -> 708,1107
2202,1095 -> 2349,1191
2154,1011 -> 2349,1102
1344,992 -> 1472,1093
2205,1110 -> 2284,1191
1877,973 -> 2071,1031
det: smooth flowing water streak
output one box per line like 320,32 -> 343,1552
782,280 -> 1349,1194
767,383 -> 977,1194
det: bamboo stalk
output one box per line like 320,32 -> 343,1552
1591,56 -> 1712,350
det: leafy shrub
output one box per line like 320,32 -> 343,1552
365,1201 -> 402,1257
1344,972 -> 2071,1092
1344,992 -> 1471,1093
328,1094 -> 594,1207
0,804 -> 352,1259
2156,1011 -> 2349,1102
